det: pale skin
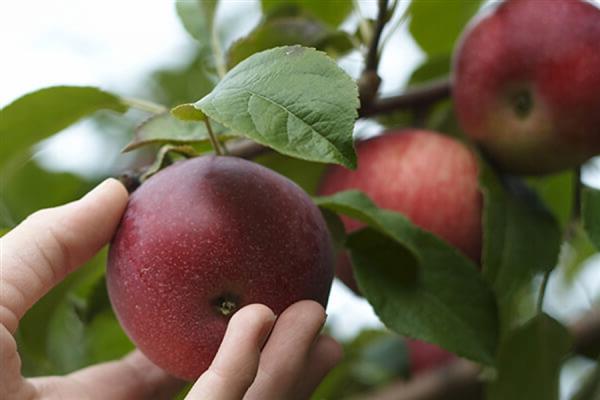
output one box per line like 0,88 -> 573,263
0,178 -> 343,400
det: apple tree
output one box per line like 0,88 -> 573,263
1,0 -> 600,399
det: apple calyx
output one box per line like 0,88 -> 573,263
510,89 -> 533,119
212,294 -> 240,316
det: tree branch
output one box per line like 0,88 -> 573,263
359,0 -> 389,103
359,78 -> 452,118
354,309 -> 600,400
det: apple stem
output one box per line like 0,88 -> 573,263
204,118 -> 224,156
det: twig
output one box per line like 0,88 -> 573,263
359,0 -> 389,103
354,308 -> 600,400
365,0 -> 389,72
121,97 -> 168,114
204,118 -> 223,156
359,78 -> 452,118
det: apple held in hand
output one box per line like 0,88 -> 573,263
319,130 -> 482,292
107,156 -> 334,381
453,0 -> 600,175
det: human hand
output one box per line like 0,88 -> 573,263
1,179 -> 342,400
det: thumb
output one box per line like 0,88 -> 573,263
0,178 -> 128,333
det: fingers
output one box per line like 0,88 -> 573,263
0,178 -> 128,333
243,300 -> 337,400
186,304 -> 276,400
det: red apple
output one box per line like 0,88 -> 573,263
318,130 -> 482,293
107,156 -> 334,381
453,0 -> 600,175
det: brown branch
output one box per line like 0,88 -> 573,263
365,0 -> 389,72
359,78 -> 452,118
354,308 -> 600,400
359,0 -> 389,104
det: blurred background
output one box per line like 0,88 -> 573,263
1,1 -> 599,398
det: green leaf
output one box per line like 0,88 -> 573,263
480,164 -> 561,330
171,103 -> 207,121
254,152 -> 326,195
195,46 -> 358,168
582,187 -> 600,249
226,17 -> 353,69
45,254 -> 133,372
319,208 -> 347,252
0,86 -> 126,167
141,144 -> 199,181
0,227 -> 10,237
17,250 -> 106,375
261,0 -> 352,27
487,314 -> 572,400
0,160 -> 89,227
123,112 -> 232,152
408,55 -> 451,86
527,171 -> 575,228
408,0 -> 482,56
175,0 -> 218,43
315,191 -> 499,365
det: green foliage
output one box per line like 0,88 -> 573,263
583,187 -> 600,249
0,161 -> 89,227
171,103 -> 207,121
315,191 -> 499,365
261,0 -> 352,27
141,145 -> 201,181
480,164 -> 562,330
313,330 -> 409,399
487,314 -> 572,400
408,55 -> 452,86
408,0 -> 482,57
176,0 -> 218,43
527,171 -> 575,228
227,17 -> 353,69
18,250 -> 133,375
0,86 -> 126,168
123,112 -> 231,152
196,46 -> 359,168
255,152 -> 326,195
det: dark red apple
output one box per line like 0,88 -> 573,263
107,156 -> 334,381
453,0 -> 600,175
318,130 -> 482,293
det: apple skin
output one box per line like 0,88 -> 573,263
107,156 -> 334,381
453,0 -> 600,175
318,130 -> 482,293
406,339 -> 456,377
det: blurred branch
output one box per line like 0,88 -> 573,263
365,0 -> 389,72
354,308 -> 600,400
121,97 -> 168,114
359,78 -> 452,118
359,0 -> 389,103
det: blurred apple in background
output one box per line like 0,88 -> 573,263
453,0 -> 600,175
